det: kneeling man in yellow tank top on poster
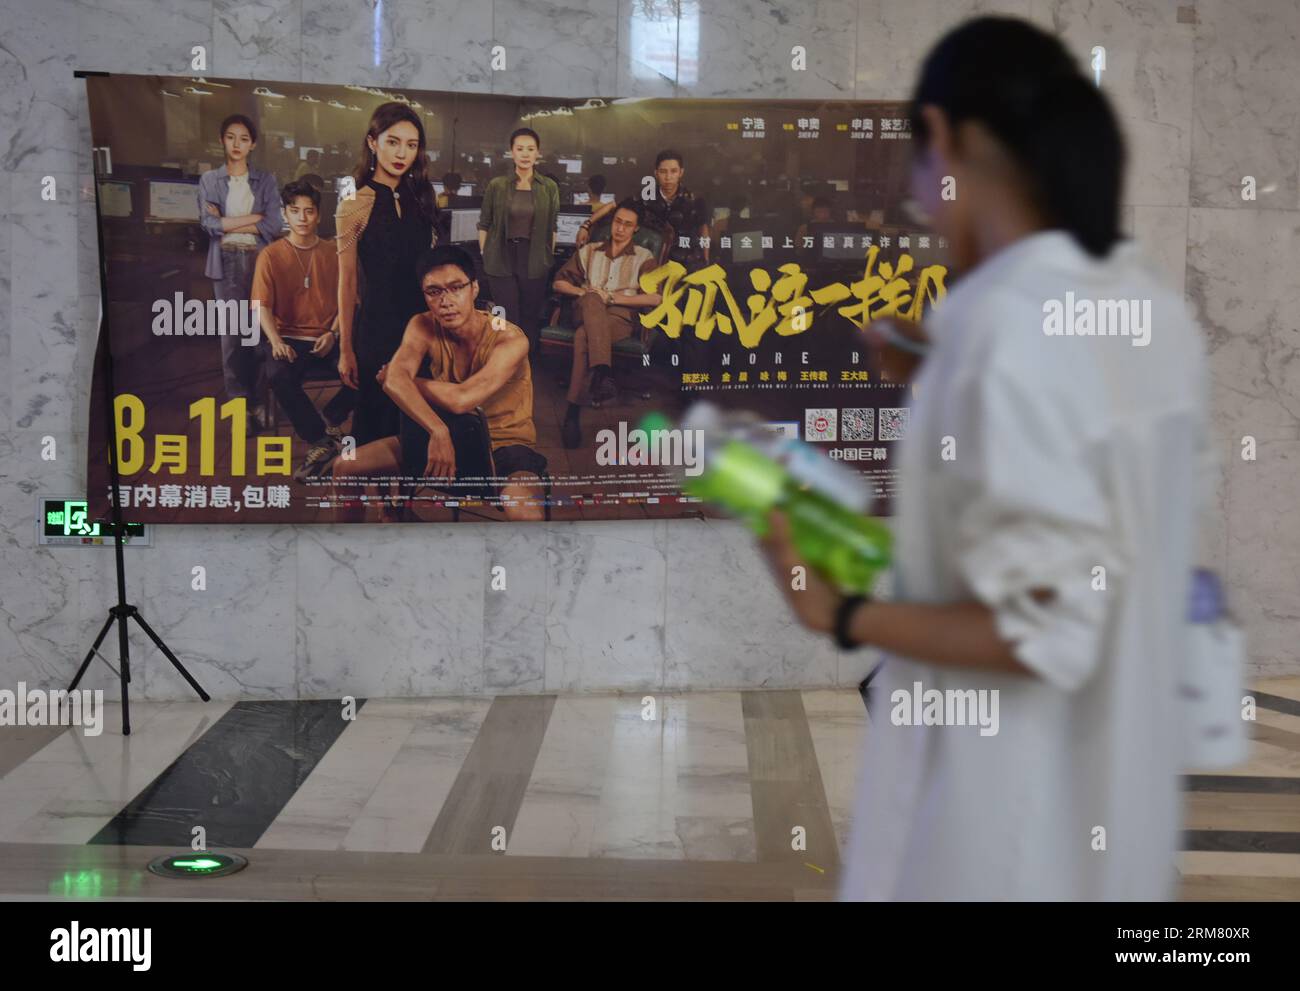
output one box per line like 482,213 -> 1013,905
332,245 -> 548,522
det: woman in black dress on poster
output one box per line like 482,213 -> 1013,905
336,102 -> 439,447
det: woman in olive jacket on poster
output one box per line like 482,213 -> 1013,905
476,127 -> 560,352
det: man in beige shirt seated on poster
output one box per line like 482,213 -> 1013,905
251,179 -> 355,482
552,198 -> 662,449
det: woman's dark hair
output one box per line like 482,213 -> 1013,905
508,127 -> 541,149
417,244 -> 477,286
280,179 -> 321,209
910,16 -> 1124,258
589,174 -> 607,196
440,171 -> 463,192
218,113 -> 258,145
353,102 -> 437,226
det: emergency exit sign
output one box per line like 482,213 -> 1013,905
38,497 -> 151,547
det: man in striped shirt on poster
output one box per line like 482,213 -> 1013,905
553,199 -> 662,449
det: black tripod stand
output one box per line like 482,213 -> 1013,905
70,74 -> 209,734
858,661 -> 883,707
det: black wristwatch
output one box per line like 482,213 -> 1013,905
833,594 -> 869,650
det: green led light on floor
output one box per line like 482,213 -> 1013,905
171,858 -> 223,871
147,852 -> 248,879
52,870 -> 106,899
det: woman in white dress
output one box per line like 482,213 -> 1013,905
762,17 -> 1210,900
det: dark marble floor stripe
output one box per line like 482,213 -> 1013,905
89,699 -> 364,848
421,695 -> 556,855
1255,692 -> 1300,718
0,726 -> 69,779
742,691 -> 839,867
1184,775 -> 1300,794
1182,830 -> 1300,854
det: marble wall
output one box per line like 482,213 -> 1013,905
1,0 -> 1296,700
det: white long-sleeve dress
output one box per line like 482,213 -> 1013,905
840,230 -> 1210,900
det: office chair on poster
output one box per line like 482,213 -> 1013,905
540,219 -> 673,404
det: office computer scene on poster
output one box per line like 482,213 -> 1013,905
84,73 -> 948,524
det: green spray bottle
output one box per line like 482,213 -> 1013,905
642,403 -> 892,595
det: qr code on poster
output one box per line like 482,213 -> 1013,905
842,408 -> 874,441
878,407 -> 909,440
804,408 -> 837,442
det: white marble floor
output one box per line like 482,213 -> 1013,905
0,690 -> 867,863
3,682 -> 1300,902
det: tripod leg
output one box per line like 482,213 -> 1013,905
131,611 -> 210,702
858,661 -> 884,710
116,612 -> 131,735
859,661 -> 883,691
70,614 -> 115,691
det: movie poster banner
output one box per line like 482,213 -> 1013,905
84,73 -> 947,524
